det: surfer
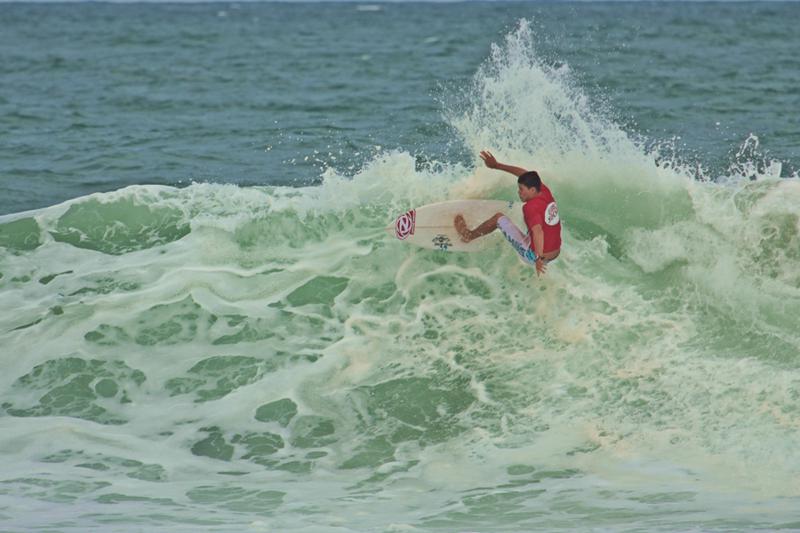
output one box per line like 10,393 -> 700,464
455,150 -> 561,276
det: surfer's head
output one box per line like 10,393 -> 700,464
517,171 -> 541,201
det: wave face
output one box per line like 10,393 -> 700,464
2,20 -> 800,532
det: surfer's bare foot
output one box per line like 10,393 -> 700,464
454,214 -> 473,243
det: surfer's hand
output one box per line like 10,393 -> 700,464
535,257 -> 547,277
480,151 -> 499,169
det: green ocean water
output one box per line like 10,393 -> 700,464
1,2 -> 800,532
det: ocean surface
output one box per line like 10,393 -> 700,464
1,2 -> 800,531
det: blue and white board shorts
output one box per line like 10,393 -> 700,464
497,216 -> 538,266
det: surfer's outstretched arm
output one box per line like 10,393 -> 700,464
480,150 -> 529,177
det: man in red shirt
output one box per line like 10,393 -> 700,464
455,150 -> 561,276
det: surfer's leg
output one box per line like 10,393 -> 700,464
497,216 -> 537,265
455,212 -> 504,243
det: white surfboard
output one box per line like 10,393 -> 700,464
386,199 -> 524,252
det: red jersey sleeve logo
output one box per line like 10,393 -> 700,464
394,209 -> 416,240
544,202 -> 560,226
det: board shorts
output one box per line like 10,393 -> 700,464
497,216 -> 541,266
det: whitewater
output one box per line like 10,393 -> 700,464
2,14 -> 800,533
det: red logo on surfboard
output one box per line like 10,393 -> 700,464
395,209 -> 416,240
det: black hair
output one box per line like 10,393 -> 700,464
517,171 -> 541,191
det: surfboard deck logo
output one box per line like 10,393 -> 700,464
395,209 -> 416,240
432,234 -> 452,251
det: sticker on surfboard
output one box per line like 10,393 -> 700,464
394,209 -> 415,240
432,234 -> 452,251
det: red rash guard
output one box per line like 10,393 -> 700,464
522,183 -> 562,254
